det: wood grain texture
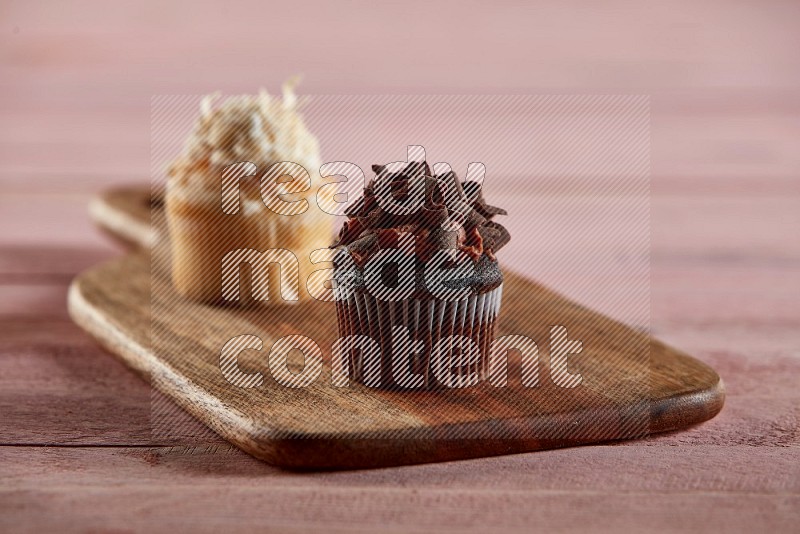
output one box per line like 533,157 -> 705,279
68,189 -> 723,468
0,319 -> 222,446
2,445 -> 798,533
88,186 -> 156,249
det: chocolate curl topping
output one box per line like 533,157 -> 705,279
332,161 -> 510,264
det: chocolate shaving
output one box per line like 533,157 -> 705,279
332,160 -> 510,264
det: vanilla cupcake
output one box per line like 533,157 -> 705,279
332,161 -> 510,390
166,81 -> 332,303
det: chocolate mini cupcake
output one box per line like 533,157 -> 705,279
332,160 -> 510,390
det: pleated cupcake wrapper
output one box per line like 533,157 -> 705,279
335,284 -> 503,389
166,196 -> 332,303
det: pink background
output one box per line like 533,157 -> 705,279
1,1 -> 799,532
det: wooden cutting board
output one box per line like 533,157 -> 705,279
68,186 -> 724,469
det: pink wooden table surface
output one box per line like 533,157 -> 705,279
1,1 -> 799,532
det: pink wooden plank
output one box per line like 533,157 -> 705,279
0,194 -> 113,249
0,446 -> 797,533
3,1 -> 799,94
0,445 -> 796,496
0,320 -> 223,446
0,284 -> 71,319
2,103 -> 799,182
0,246 -> 115,281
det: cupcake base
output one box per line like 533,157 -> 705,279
165,184 -> 333,304
335,284 -> 503,390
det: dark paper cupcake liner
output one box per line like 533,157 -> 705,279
334,285 -> 503,390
